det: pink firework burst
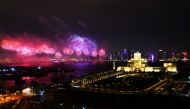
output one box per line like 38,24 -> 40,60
55,52 -> 62,59
98,49 -> 106,56
92,50 -> 98,57
63,47 -> 74,55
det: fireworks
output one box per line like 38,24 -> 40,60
66,34 -> 98,56
20,47 -> 33,56
0,33 -> 106,58
55,52 -> 62,59
40,44 -> 55,54
63,47 -> 73,55
92,50 -> 98,57
1,39 -> 21,52
0,34 -> 56,56
98,49 -> 106,56
83,49 -> 90,56
1,39 -> 55,56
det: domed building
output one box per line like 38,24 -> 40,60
117,51 -> 177,73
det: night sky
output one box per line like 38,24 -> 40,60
0,0 -> 189,51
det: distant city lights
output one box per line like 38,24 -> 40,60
37,66 -> 42,69
11,67 -> 16,71
151,54 -> 155,62
22,87 -> 34,96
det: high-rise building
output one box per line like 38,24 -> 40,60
157,49 -> 169,61
122,48 -> 128,61
127,48 -> 131,60
181,51 -> 189,61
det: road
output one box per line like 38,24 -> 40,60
143,79 -> 168,92
71,70 -> 123,87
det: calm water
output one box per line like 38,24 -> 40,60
0,62 -> 113,88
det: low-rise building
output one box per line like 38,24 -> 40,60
117,51 -> 177,72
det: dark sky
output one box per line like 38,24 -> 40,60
0,0 -> 189,51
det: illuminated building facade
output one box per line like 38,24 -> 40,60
117,51 -> 177,72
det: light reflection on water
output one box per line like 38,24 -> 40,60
0,80 -> 15,88
0,62 -> 112,88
